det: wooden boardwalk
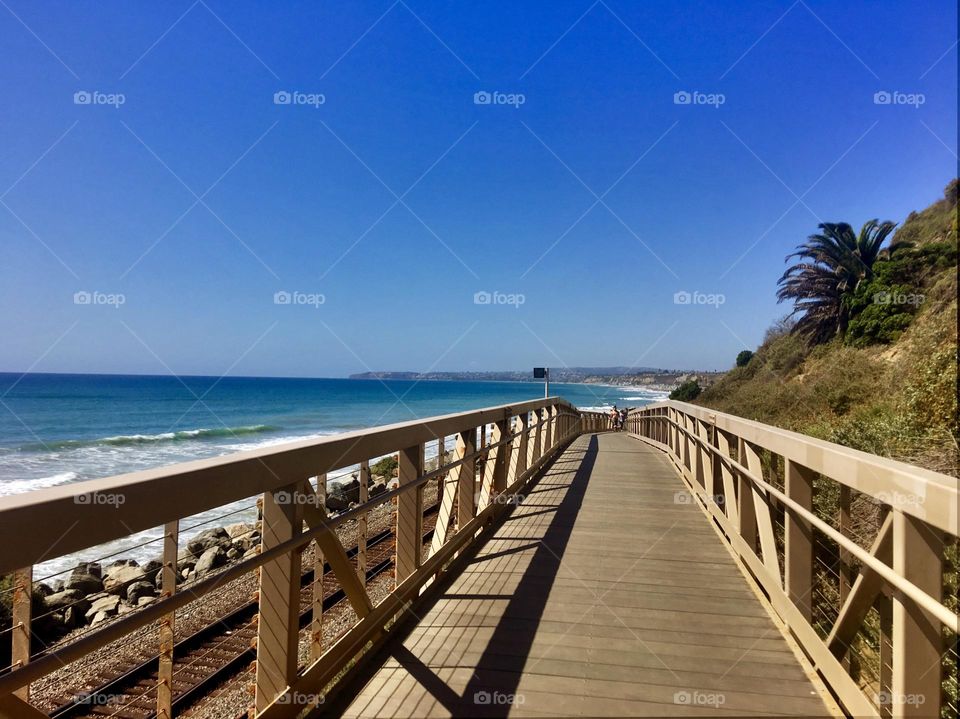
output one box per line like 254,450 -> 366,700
336,433 -> 835,717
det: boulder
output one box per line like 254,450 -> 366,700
140,559 -> 162,576
34,582 -> 54,598
137,596 -> 157,608
194,546 -> 225,576
340,479 -> 361,503
63,605 -> 83,628
50,580 -> 64,593
325,494 -> 350,512
90,610 -> 112,625
106,558 -> 139,570
117,602 -> 136,616
226,547 -> 240,561
224,522 -> 255,540
103,566 -> 145,595
65,572 -> 102,595
186,528 -> 230,556
72,561 -> 102,579
126,581 -> 155,604
85,594 -> 120,621
369,482 -> 386,498
44,589 -> 89,616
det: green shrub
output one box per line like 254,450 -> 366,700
370,455 -> 398,478
670,380 -> 701,401
735,350 -> 754,367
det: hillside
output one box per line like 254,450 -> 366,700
696,180 -> 958,476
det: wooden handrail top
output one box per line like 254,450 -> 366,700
631,401 -> 958,534
0,398 -> 577,575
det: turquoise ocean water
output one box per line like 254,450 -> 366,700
0,373 -> 665,577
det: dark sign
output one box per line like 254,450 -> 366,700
533,367 -> 547,378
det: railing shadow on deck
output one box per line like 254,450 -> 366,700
0,398 -> 612,719
626,400 -> 958,719
325,435 -> 601,717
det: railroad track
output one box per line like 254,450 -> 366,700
49,504 -> 440,719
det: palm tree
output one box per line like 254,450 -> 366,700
777,220 -> 903,344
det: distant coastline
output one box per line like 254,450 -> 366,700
348,369 -> 725,392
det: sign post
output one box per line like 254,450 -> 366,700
533,367 -> 549,398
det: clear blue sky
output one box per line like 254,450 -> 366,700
1,0 -> 956,376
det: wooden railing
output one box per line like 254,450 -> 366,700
0,398 -> 597,718
627,401 -> 958,719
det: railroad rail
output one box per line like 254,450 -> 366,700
49,509 -> 436,719
3,398 -> 952,718
1,397 -> 590,718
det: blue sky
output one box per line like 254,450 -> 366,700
1,0 -> 956,376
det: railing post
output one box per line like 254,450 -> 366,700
357,461 -> 368,584
529,410 -> 542,468
510,413 -> 529,485
736,437 -> 759,554
542,406 -> 553,452
395,444 -> 424,584
715,429 -> 738,526
157,521 -> 178,719
784,460 -> 814,622
488,418 -> 511,498
255,483 -> 304,713
455,430 -> 476,528
891,510 -> 943,717
311,474 -> 326,660
11,566 -> 31,702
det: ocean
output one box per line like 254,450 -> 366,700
0,373 -> 665,579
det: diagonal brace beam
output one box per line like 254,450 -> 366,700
298,480 -> 373,618
827,512 -> 893,659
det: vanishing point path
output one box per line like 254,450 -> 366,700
335,432 -> 835,717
